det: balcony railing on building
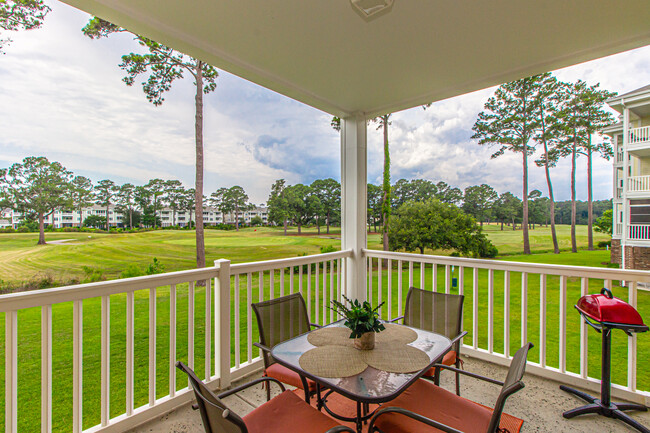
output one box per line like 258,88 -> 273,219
628,175 -> 650,193
629,126 -> 650,145
629,224 -> 650,240
1,250 -> 649,432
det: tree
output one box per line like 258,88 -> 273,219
367,183 -> 382,233
472,75 -> 541,254
285,184 -> 319,234
494,192 -> 522,231
392,179 -> 436,209
83,18 -> 218,269
311,178 -> 341,234
210,187 -> 232,225
145,178 -> 165,229
83,214 -> 106,229
268,179 -> 290,235
94,179 -> 117,231
434,181 -> 463,205
577,84 -> 616,250
388,199 -> 497,257
116,183 -> 136,229
595,209 -> 613,235
227,186 -> 251,231
69,175 -> 94,227
0,0 -> 50,53
377,114 -> 392,253
164,180 -> 184,227
250,215 -> 263,226
462,184 -> 498,226
1,156 -> 72,244
533,73 -> 562,253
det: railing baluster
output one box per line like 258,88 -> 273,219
247,273 -> 253,363
540,275 -> 547,368
188,281 -> 195,373
445,265 -> 450,294
521,272 -> 528,347
473,268 -> 478,350
398,260 -> 403,316
280,267 -> 285,297
420,262 -> 425,291
307,263 -> 312,321
126,292 -> 135,416
270,269 -> 274,299
316,262 -> 320,325
458,266 -> 464,296
488,269 -> 494,353
560,275 -> 567,373
388,259 -> 393,321
101,295 -> 110,426
628,281 -> 638,391
378,258 -> 383,318
330,260 -> 335,323
299,266 -> 303,299
234,275 -> 240,368
337,258 -> 342,303
322,261 -> 327,323
580,277 -> 588,378
408,261 -> 414,290
6,310 -> 17,433
368,257 -> 373,305
433,264 -> 437,292
169,284 -> 177,397
205,279 -> 212,380
504,270 -> 510,358
41,305 -> 52,433
290,266 -> 294,294
73,300 -> 83,433
149,288 -> 157,406
259,271 -> 264,302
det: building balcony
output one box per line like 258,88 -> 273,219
627,126 -> 650,154
629,224 -> 650,241
628,175 -> 650,194
1,250 -> 649,432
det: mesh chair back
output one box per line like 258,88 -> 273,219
486,343 -> 533,432
176,361 -> 246,433
252,293 -> 312,367
403,287 -> 464,353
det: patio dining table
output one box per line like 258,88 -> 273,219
271,320 -> 453,433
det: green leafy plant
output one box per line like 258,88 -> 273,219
330,295 -> 385,338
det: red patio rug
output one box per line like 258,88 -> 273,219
293,389 -> 524,433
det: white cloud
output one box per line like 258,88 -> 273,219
1,1 -> 649,204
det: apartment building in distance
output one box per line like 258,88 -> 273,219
603,84 -> 650,270
2,205 -> 269,229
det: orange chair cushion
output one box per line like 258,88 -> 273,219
243,390 -> 340,433
265,363 -> 317,391
423,350 -> 457,377
375,378 -> 493,433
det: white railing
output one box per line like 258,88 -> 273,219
616,223 -> 623,236
364,249 -> 650,406
629,126 -> 650,145
629,224 -> 650,240
628,175 -> 650,192
0,250 -> 351,433
617,149 -> 624,163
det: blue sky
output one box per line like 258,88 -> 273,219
1,1 -> 650,204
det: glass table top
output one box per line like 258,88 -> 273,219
271,320 -> 452,403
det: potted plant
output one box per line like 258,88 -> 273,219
330,295 -> 385,350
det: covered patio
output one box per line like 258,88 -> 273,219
2,0 -> 650,432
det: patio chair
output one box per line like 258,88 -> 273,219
252,293 -> 320,401
367,343 -> 533,433
176,362 -> 354,433
392,287 -> 465,395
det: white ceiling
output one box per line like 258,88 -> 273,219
61,0 -> 650,118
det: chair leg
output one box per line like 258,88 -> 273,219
455,370 -> 460,396
433,366 -> 441,386
266,381 -> 271,401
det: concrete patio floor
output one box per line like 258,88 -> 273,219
129,356 -> 650,433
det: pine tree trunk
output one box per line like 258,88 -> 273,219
543,139 -> 559,254
297,222 -> 301,234
501,220 -> 503,231
317,216 -> 320,235
283,219 -> 287,235
587,143 -> 594,251
571,135 -> 578,253
129,209 -> 133,229
194,61 -> 206,268
235,205 -> 239,231
106,204 -> 110,231
522,149 -> 530,254
382,116 -> 390,253
326,211 -> 330,234
38,212 -> 45,245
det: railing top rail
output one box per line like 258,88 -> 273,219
229,249 -> 353,274
363,249 -> 650,281
0,266 -> 219,313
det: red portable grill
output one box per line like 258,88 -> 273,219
560,288 -> 649,433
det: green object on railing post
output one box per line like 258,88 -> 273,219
452,277 -> 458,288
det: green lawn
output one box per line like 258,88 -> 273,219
0,224 -> 635,431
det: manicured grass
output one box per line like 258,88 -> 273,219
0,224 -> 629,431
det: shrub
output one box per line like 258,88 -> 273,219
597,240 -> 611,249
320,245 -> 337,254
145,257 -> 165,275
81,266 -> 105,283
120,264 -> 143,279
16,226 -> 30,233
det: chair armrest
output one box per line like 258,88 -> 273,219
325,427 -> 356,433
368,407 -> 463,433
310,322 -> 322,329
253,342 -> 272,353
217,377 -> 286,399
431,364 -> 504,386
449,331 -> 468,347
389,316 -> 404,323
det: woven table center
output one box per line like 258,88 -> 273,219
299,324 -> 430,378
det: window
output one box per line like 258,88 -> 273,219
630,199 -> 650,224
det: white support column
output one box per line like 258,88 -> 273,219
214,259 -> 231,389
622,106 -> 629,271
341,114 -> 368,301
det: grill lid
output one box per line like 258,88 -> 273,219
576,288 -> 648,331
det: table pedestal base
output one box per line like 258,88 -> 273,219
318,389 -> 375,433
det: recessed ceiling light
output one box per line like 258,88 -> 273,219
350,0 -> 394,19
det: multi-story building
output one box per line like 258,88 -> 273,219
3,205 -> 269,229
603,84 -> 650,270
